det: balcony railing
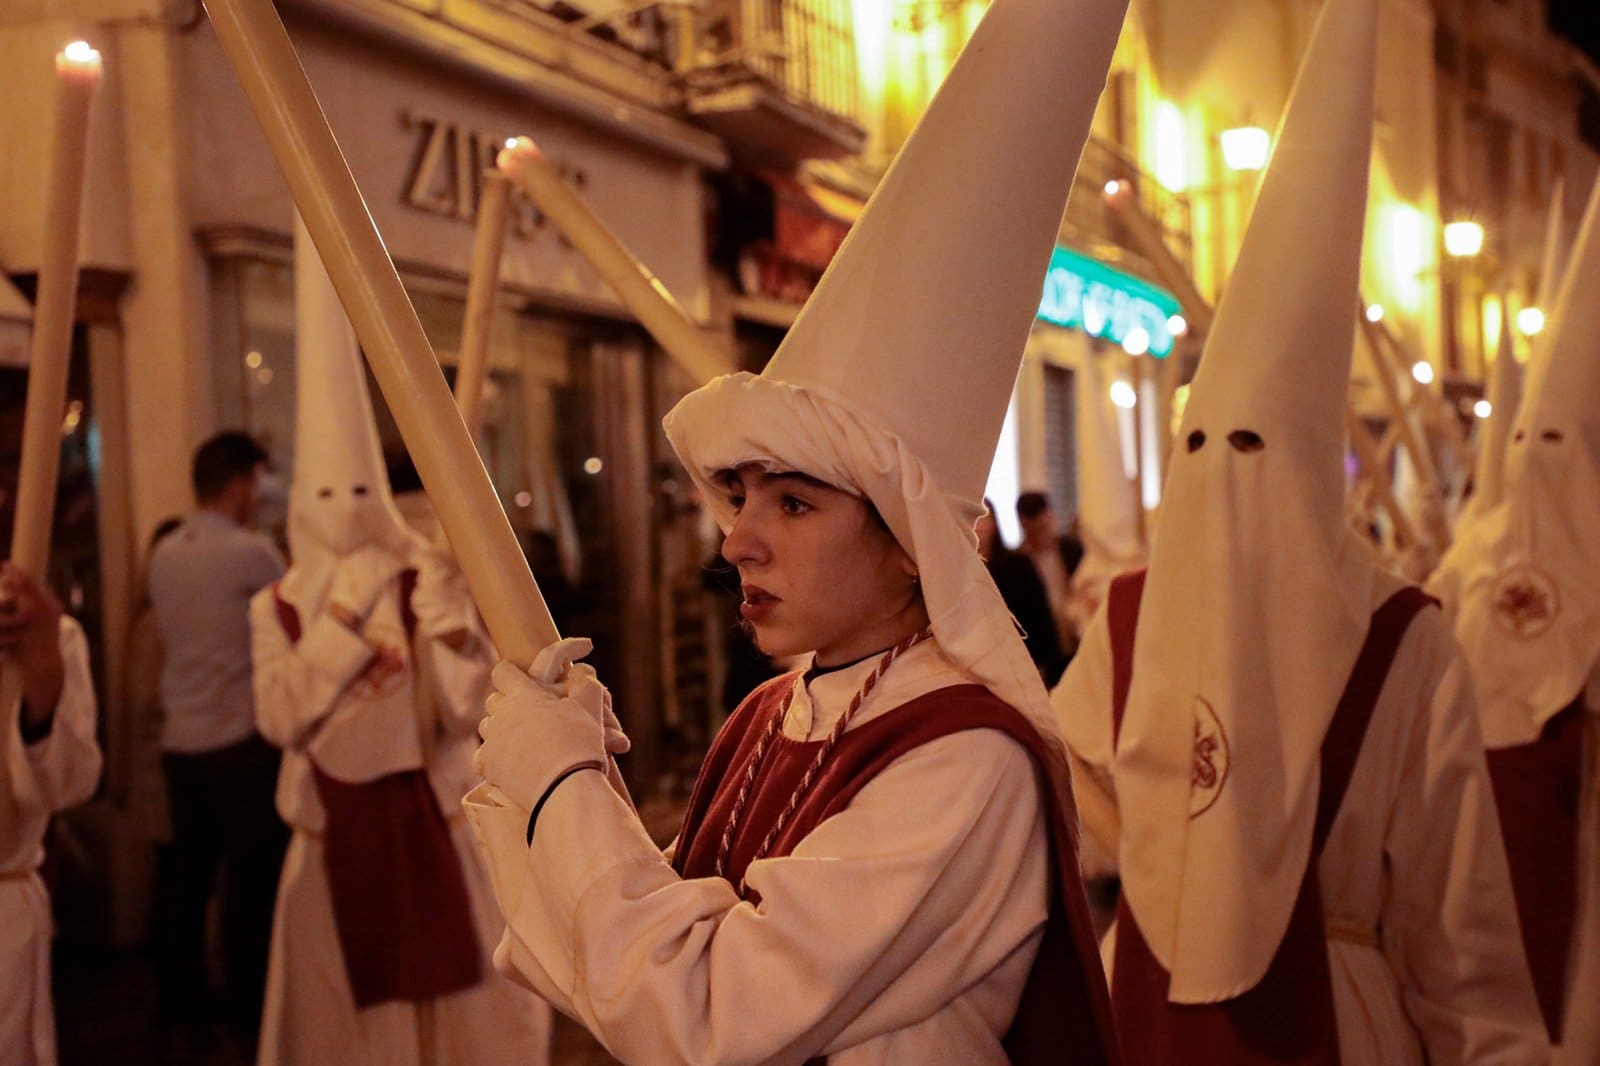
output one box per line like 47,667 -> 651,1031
1066,136 -> 1196,279
721,0 -> 861,123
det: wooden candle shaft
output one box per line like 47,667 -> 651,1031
11,67 -> 97,581
1345,406 -> 1422,549
455,170 -> 513,438
500,145 -> 726,385
202,0 -> 556,665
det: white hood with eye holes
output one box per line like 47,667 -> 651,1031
279,213 -> 424,616
1109,0 -> 1388,1003
1444,175 -> 1600,748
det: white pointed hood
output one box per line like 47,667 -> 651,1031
280,213 -> 423,613
1113,0 -> 1384,1002
663,0 -> 1129,743
1467,314 -> 1522,514
1449,176 -> 1600,747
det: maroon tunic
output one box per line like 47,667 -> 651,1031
273,574 -> 483,1008
1485,697 -> 1585,1041
672,676 -> 1121,1065
1103,569 -> 1437,1065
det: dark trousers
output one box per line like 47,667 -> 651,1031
158,734 -> 288,1033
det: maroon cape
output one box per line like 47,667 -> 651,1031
273,576 -> 482,1008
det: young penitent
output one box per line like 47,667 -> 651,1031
463,0 -> 1128,1062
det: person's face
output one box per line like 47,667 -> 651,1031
718,467 -> 919,664
1019,508 -> 1056,544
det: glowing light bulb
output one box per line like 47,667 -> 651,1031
1220,126 -> 1270,172
583,456 -> 604,475
1122,327 -> 1151,356
1167,314 -> 1188,337
1473,399 -> 1492,419
1109,381 -> 1138,410
1365,303 -> 1384,323
1411,360 -> 1435,385
1516,307 -> 1545,336
1443,221 -> 1484,258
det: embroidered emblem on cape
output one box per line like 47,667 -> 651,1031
1189,696 -> 1230,818
1491,566 -> 1560,639
353,622 -> 411,698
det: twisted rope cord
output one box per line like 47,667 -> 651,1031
715,627 -> 934,895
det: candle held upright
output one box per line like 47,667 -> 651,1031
11,41 -> 102,580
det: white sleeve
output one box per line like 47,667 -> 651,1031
25,617 -> 101,812
249,589 -> 373,751
1381,636 -> 1550,1063
468,729 -> 1049,1064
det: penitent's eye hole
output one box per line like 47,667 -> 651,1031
352,485 -> 369,496
1541,430 -> 1564,443
1227,429 -> 1265,453
1513,430 -> 1526,443
1187,430 -> 1206,453
317,487 -> 334,499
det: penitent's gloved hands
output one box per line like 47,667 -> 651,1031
326,545 -> 407,623
474,637 -> 629,817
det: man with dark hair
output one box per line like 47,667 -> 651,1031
1014,491 -> 1082,653
148,431 -> 288,1045
977,500 -> 1067,685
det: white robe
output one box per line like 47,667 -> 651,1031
466,640 -> 1055,1065
250,567 -> 549,1066
1054,602 -> 1549,1063
0,618 -> 101,1066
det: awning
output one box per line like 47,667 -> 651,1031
757,170 -> 863,273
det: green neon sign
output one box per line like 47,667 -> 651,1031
1037,245 -> 1183,357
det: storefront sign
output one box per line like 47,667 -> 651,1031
402,109 -> 589,242
1037,246 -> 1181,356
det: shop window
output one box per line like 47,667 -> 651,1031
1042,363 -> 1079,519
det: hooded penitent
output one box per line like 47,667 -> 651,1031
663,0 -> 1128,747
1462,184 -> 1569,522
278,213 -> 428,780
1112,0 -> 1382,1002
279,213 -> 423,617
1447,176 -> 1600,749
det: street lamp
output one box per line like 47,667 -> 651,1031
1516,306 -> 1545,336
1443,221 -> 1484,258
1219,126 -> 1271,172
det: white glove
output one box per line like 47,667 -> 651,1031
327,545 -> 408,622
474,637 -> 628,815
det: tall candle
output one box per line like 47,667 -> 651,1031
455,168 -> 512,439
201,0 -> 556,664
498,137 -> 728,386
10,41 -> 102,581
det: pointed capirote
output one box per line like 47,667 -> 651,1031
1470,313 -> 1523,513
281,212 -> 418,610
756,0 -> 1131,506
664,0 -> 1131,741
1452,172 -> 1600,748
1113,0 -> 1383,1002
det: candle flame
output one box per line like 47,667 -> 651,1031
63,40 -> 100,65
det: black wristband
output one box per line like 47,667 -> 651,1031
526,763 -> 604,846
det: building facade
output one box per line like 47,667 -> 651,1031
3,0 -> 1598,813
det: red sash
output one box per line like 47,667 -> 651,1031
673,678 -> 1120,1065
1104,569 -> 1436,1065
273,576 -> 483,1008
1485,697 -> 1585,1041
